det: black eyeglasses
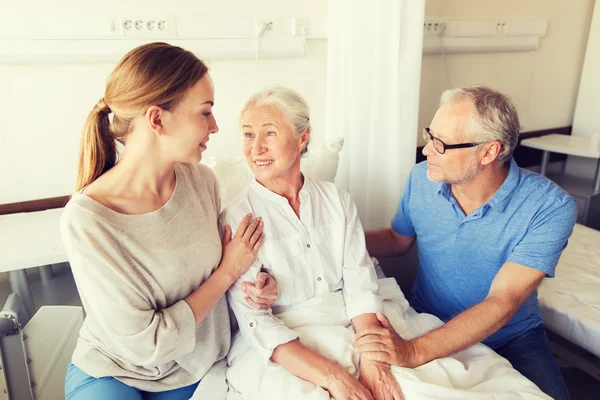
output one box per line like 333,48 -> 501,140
423,127 -> 484,154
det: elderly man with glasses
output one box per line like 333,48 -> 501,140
360,85 -> 576,400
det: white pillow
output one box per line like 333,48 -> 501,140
203,137 -> 344,209
300,137 -> 344,183
202,156 -> 252,209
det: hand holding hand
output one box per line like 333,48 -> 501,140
355,313 -> 420,368
242,272 -> 278,309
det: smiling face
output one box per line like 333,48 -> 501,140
162,74 -> 219,163
241,104 -> 308,184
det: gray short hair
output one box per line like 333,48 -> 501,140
440,86 -> 520,163
240,86 -> 311,154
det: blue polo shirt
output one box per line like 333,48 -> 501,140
391,159 -> 577,349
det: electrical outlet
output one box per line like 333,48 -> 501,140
292,17 -> 311,36
119,13 -> 175,37
290,16 -> 327,38
423,19 -> 446,36
255,20 -> 273,37
495,20 -> 508,35
105,19 -> 117,33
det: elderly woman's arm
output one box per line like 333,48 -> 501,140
338,189 -> 384,321
226,254 -> 373,399
271,340 -> 374,400
338,189 -> 404,400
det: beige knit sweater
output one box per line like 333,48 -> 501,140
60,162 -> 230,391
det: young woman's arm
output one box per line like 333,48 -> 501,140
185,214 -> 264,323
62,211 -> 263,367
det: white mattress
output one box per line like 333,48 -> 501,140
538,223 -> 600,358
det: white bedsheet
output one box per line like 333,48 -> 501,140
196,278 -> 548,400
538,223 -> 600,358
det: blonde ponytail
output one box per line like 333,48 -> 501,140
75,99 -> 116,192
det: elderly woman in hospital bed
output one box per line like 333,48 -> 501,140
221,86 -> 551,400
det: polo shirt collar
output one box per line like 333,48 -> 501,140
436,158 -> 520,213
437,181 -> 451,201
487,158 -> 520,212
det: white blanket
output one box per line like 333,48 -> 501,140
192,278 -> 550,400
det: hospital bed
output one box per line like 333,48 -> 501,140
538,223 -> 600,381
0,293 -> 83,400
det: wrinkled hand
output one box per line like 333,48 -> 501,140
359,360 -> 404,400
220,214 -> 265,281
355,313 -> 420,368
325,369 -> 374,400
242,272 -> 278,309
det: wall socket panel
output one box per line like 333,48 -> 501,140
425,19 -> 548,38
118,13 -> 176,38
423,19 -> 446,36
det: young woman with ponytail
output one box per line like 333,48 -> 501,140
61,42 -> 276,399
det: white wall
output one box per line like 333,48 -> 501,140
0,0 -> 327,204
418,0 -> 596,146
566,0 -> 600,180
573,1 -> 600,137
1,0 -> 597,202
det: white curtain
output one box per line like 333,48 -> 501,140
326,0 -> 425,230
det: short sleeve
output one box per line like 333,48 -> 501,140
507,198 -> 577,277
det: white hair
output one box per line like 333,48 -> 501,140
240,86 -> 311,154
440,85 -> 521,163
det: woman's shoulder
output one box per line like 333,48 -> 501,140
62,194 -> 107,222
176,162 -> 219,196
177,162 -> 217,182
60,194 -> 120,241
306,177 -> 350,203
308,176 -> 338,192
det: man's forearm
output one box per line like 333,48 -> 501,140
411,295 -> 517,366
365,229 -> 412,257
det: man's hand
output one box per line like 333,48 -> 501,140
359,359 -> 404,400
241,272 -> 278,310
355,313 -> 420,368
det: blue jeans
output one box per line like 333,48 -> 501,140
494,325 -> 570,400
65,363 -> 200,400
